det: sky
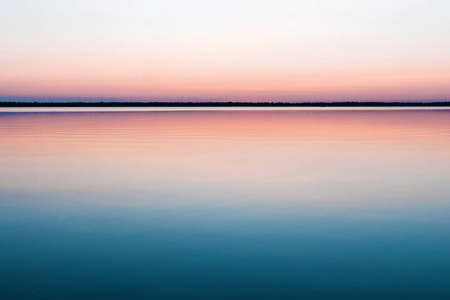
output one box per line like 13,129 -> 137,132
1,0 -> 449,102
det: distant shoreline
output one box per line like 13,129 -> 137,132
1,101 -> 449,107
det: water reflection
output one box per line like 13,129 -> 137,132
0,109 -> 449,299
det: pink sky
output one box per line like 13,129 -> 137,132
1,0 -> 449,102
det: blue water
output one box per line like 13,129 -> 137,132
1,108 -> 449,299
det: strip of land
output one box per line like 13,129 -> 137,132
0,101 -> 449,107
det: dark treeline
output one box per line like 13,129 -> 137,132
1,101 -> 449,107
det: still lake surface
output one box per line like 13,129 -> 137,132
1,108 -> 449,299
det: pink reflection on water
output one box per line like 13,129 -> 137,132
0,109 -> 449,206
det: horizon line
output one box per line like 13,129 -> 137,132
1,101 -> 450,107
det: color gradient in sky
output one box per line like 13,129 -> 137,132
1,0 -> 449,102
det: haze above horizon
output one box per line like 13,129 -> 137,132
1,0 -> 449,102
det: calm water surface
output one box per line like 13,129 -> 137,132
1,108 -> 450,299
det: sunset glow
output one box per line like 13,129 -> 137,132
1,0 -> 449,102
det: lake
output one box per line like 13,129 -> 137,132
1,108 -> 449,299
